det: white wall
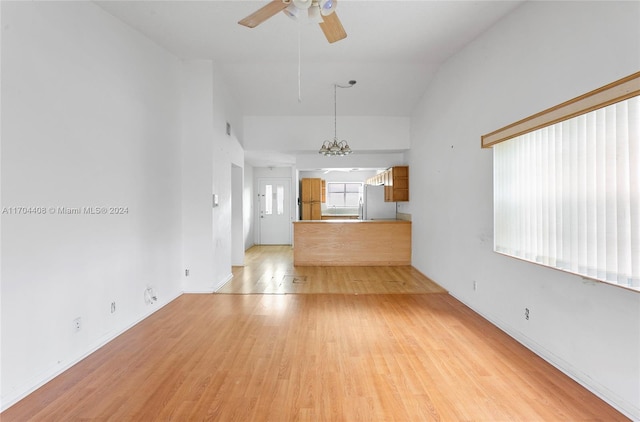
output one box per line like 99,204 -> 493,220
1,2 -> 247,409
181,61 -> 216,292
295,151 -> 406,171
243,164 -> 255,251
1,1 -> 183,409
408,1 -> 640,418
212,63 -> 244,285
299,170 -> 378,183
244,116 -> 410,152
231,164 -> 244,266
181,61 -> 244,292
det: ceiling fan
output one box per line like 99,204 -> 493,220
238,0 -> 347,44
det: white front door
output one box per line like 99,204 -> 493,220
258,178 -> 291,245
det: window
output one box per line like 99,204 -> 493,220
264,184 -> 285,215
484,72 -> 639,291
326,182 -> 363,208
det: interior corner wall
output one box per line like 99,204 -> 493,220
181,61 -> 245,292
1,1 -> 183,410
211,64 -> 244,288
408,1 -> 640,418
181,61 -> 215,292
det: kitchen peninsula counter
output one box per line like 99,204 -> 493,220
293,220 -> 411,266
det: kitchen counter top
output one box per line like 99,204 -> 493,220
320,213 -> 360,220
296,219 -> 408,223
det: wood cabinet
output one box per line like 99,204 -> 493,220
302,202 -> 322,220
301,178 -> 322,202
301,178 -> 323,220
385,166 -> 409,202
365,166 -> 409,202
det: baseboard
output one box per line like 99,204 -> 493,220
182,273 -> 233,294
214,273 -> 233,292
0,291 -> 184,412
449,292 -> 639,421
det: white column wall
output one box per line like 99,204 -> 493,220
181,61 -> 244,292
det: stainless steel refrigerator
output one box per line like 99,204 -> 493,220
360,185 -> 397,220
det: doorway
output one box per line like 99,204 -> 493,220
258,178 -> 291,245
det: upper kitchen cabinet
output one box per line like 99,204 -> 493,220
300,178 -> 323,220
386,166 -> 409,202
301,178 -> 323,203
366,166 -> 409,202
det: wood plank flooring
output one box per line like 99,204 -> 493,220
219,246 -> 446,294
1,246 -> 628,421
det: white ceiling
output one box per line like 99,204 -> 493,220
95,0 -> 523,167
96,0 -> 523,118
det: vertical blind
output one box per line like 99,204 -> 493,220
494,95 -> 639,290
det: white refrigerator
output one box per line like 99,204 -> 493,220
360,185 -> 397,220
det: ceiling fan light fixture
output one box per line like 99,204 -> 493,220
319,0 -> 336,16
285,2 -> 321,24
291,0 -> 313,10
293,0 -> 313,9
283,3 -> 301,20
307,6 -> 323,23
238,0 -> 346,43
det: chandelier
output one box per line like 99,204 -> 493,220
319,80 -> 356,156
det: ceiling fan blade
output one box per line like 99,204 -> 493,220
238,0 -> 288,28
319,11 -> 347,43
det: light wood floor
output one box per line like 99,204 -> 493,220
2,247 -> 627,421
219,246 -> 446,294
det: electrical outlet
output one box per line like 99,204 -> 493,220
73,317 -> 82,332
473,280 -> 478,291
144,287 -> 158,305
525,308 -> 530,320
185,269 -> 190,277
110,302 -> 116,314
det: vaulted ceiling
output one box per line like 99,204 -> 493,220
96,1 -> 524,119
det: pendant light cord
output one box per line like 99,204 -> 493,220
334,84 -> 337,139
298,25 -> 302,103
333,81 -> 355,139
